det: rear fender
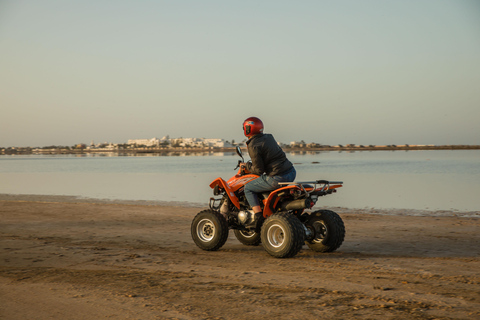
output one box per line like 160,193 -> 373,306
262,185 -> 301,218
210,178 -> 241,209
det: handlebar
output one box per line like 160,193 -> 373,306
234,160 -> 242,170
235,161 -> 248,175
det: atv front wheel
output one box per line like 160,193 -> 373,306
234,229 -> 261,246
191,210 -> 229,251
261,212 -> 305,258
305,210 -> 345,252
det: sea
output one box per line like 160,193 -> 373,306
0,150 -> 479,215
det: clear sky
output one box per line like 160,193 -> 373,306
1,0 -> 479,147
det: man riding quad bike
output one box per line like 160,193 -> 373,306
191,117 -> 345,258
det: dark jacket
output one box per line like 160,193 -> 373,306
245,133 -> 293,176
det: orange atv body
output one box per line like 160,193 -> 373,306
209,167 -> 343,218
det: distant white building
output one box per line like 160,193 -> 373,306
176,138 -> 204,147
170,138 -> 233,148
203,138 -> 233,148
127,137 -> 161,147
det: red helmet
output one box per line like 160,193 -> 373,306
243,117 -> 264,137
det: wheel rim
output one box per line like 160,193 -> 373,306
266,223 -> 286,248
239,230 -> 256,238
197,218 -> 215,242
312,220 -> 328,243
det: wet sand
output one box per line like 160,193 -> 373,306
1,195 -> 479,319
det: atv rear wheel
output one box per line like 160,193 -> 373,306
305,210 -> 345,252
191,210 -> 229,251
234,229 -> 261,246
261,212 -> 305,258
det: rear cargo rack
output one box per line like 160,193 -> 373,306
278,180 -> 343,195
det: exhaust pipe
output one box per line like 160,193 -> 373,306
282,198 -> 311,211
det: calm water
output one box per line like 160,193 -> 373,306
0,150 -> 479,213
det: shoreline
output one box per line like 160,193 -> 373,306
0,193 -> 478,218
2,144 -> 480,155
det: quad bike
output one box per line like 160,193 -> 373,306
191,147 -> 345,258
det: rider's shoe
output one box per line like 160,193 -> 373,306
253,212 -> 265,233
246,212 -> 264,233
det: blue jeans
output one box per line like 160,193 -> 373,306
244,167 -> 296,208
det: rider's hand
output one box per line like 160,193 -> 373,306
239,162 -> 247,174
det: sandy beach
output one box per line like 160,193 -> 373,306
1,195 -> 479,320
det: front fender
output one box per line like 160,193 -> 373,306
210,178 -> 241,209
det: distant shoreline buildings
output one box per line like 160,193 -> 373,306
125,136 -> 234,149
1,136 -> 479,155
